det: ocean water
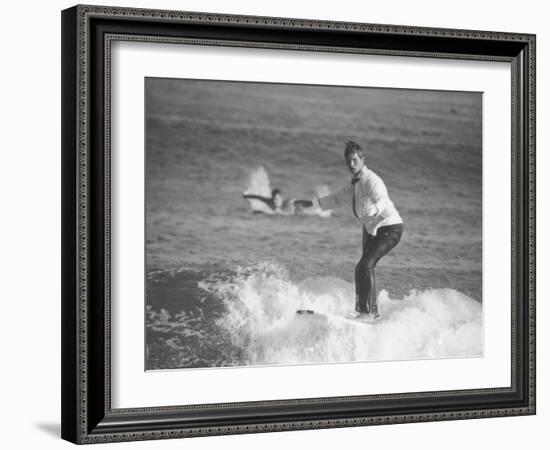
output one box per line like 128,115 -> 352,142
145,78 -> 482,370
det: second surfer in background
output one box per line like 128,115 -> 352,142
295,141 -> 403,320
242,188 -> 295,215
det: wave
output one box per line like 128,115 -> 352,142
198,262 -> 482,366
243,166 -> 273,214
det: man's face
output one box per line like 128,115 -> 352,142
346,152 -> 365,175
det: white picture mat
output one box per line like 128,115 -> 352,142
111,41 -> 511,409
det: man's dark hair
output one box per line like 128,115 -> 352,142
272,188 -> 281,198
344,141 -> 366,160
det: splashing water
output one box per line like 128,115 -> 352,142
242,166 -> 274,214
198,262 -> 483,367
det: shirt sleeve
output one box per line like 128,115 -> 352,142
318,184 -> 352,210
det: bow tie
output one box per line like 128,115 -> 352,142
351,177 -> 360,184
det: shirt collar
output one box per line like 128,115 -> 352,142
351,165 -> 368,184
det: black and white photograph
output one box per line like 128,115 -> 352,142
145,78 -> 483,371
2,0 -> 545,445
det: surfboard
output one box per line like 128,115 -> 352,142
342,311 -> 381,324
295,309 -> 380,324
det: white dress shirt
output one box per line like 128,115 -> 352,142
317,166 -> 403,236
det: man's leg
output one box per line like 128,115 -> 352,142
355,228 -> 372,313
355,225 -> 403,316
355,253 -> 377,315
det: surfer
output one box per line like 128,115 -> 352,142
294,141 -> 403,320
242,188 -> 295,215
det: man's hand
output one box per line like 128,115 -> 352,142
361,203 -> 378,217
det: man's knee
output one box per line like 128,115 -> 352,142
357,257 -> 376,273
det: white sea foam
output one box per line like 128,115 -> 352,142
243,166 -> 274,214
199,262 -> 482,366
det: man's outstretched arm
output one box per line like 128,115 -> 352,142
294,185 -> 352,210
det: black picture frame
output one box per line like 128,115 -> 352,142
61,4 -> 536,444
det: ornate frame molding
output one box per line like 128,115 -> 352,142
62,5 -> 536,444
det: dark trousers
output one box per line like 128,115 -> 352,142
355,224 -> 403,315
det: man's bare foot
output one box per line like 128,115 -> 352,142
354,312 -> 381,322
